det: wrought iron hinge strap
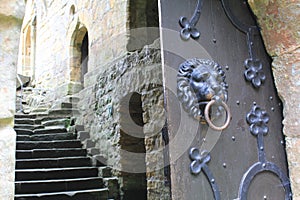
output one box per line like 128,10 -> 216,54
221,0 -> 266,89
220,0 -> 258,34
238,104 -> 292,200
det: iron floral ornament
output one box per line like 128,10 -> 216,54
246,104 -> 269,136
189,148 -> 211,175
189,148 -> 221,200
244,58 -> 266,88
179,0 -> 204,40
179,16 -> 201,40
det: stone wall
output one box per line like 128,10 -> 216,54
248,0 -> 300,199
75,42 -> 170,199
18,0 -> 128,93
0,0 -> 25,199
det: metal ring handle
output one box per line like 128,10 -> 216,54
204,100 -> 231,131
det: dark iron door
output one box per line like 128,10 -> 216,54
159,0 -> 292,199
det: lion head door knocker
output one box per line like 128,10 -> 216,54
177,58 -> 231,130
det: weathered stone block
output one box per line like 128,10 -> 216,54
286,136 -> 300,199
272,50 -> 300,137
0,126 -> 16,200
78,131 -> 90,142
248,0 -> 300,56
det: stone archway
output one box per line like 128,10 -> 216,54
22,25 -> 32,77
80,32 -> 88,85
23,26 -> 31,73
21,16 -> 36,80
70,23 -> 89,86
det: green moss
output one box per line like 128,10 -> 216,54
0,13 -> 22,26
0,117 -> 14,127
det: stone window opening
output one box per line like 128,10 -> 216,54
70,5 -> 75,16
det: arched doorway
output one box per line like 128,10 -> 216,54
80,32 -> 88,85
22,26 -> 32,77
119,92 -> 147,200
21,17 -> 37,80
70,23 -> 89,86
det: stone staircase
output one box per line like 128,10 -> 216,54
14,98 -> 119,200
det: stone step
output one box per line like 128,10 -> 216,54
17,140 -> 82,150
16,167 -> 99,181
60,102 -> 76,109
48,109 -> 80,116
39,116 -> 71,124
13,111 -> 113,199
17,133 -> 77,141
15,127 -> 68,136
14,124 -> 44,130
15,188 -> 109,200
16,148 -> 87,159
16,157 -> 93,169
15,128 -> 33,135
30,107 -> 49,113
15,114 -> 39,119
15,118 -> 38,125
103,177 -> 120,199
33,127 -> 68,134
15,177 -> 104,194
15,113 -> 48,119
52,102 -> 77,109
41,118 -> 69,127
98,166 -> 113,178
63,96 -> 80,104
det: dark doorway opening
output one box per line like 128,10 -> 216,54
120,92 -> 147,200
80,32 -> 88,85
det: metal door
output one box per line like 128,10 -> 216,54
159,0 -> 292,199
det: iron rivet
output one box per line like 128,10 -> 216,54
281,140 -> 284,145
289,193 -> 292,197
262,163 -> 266,168
269,96 -> 273,100
271,107 -> 275,111
223,163 -> 227,168
253,102 -> 257,105
211,179 -> 215,184
260,146 -> 264,151
225,65 -> 229,70
232,136 -> 236,141
264,195 -> 267,200
236,101 -> 240,105
213,39 -> 217,43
